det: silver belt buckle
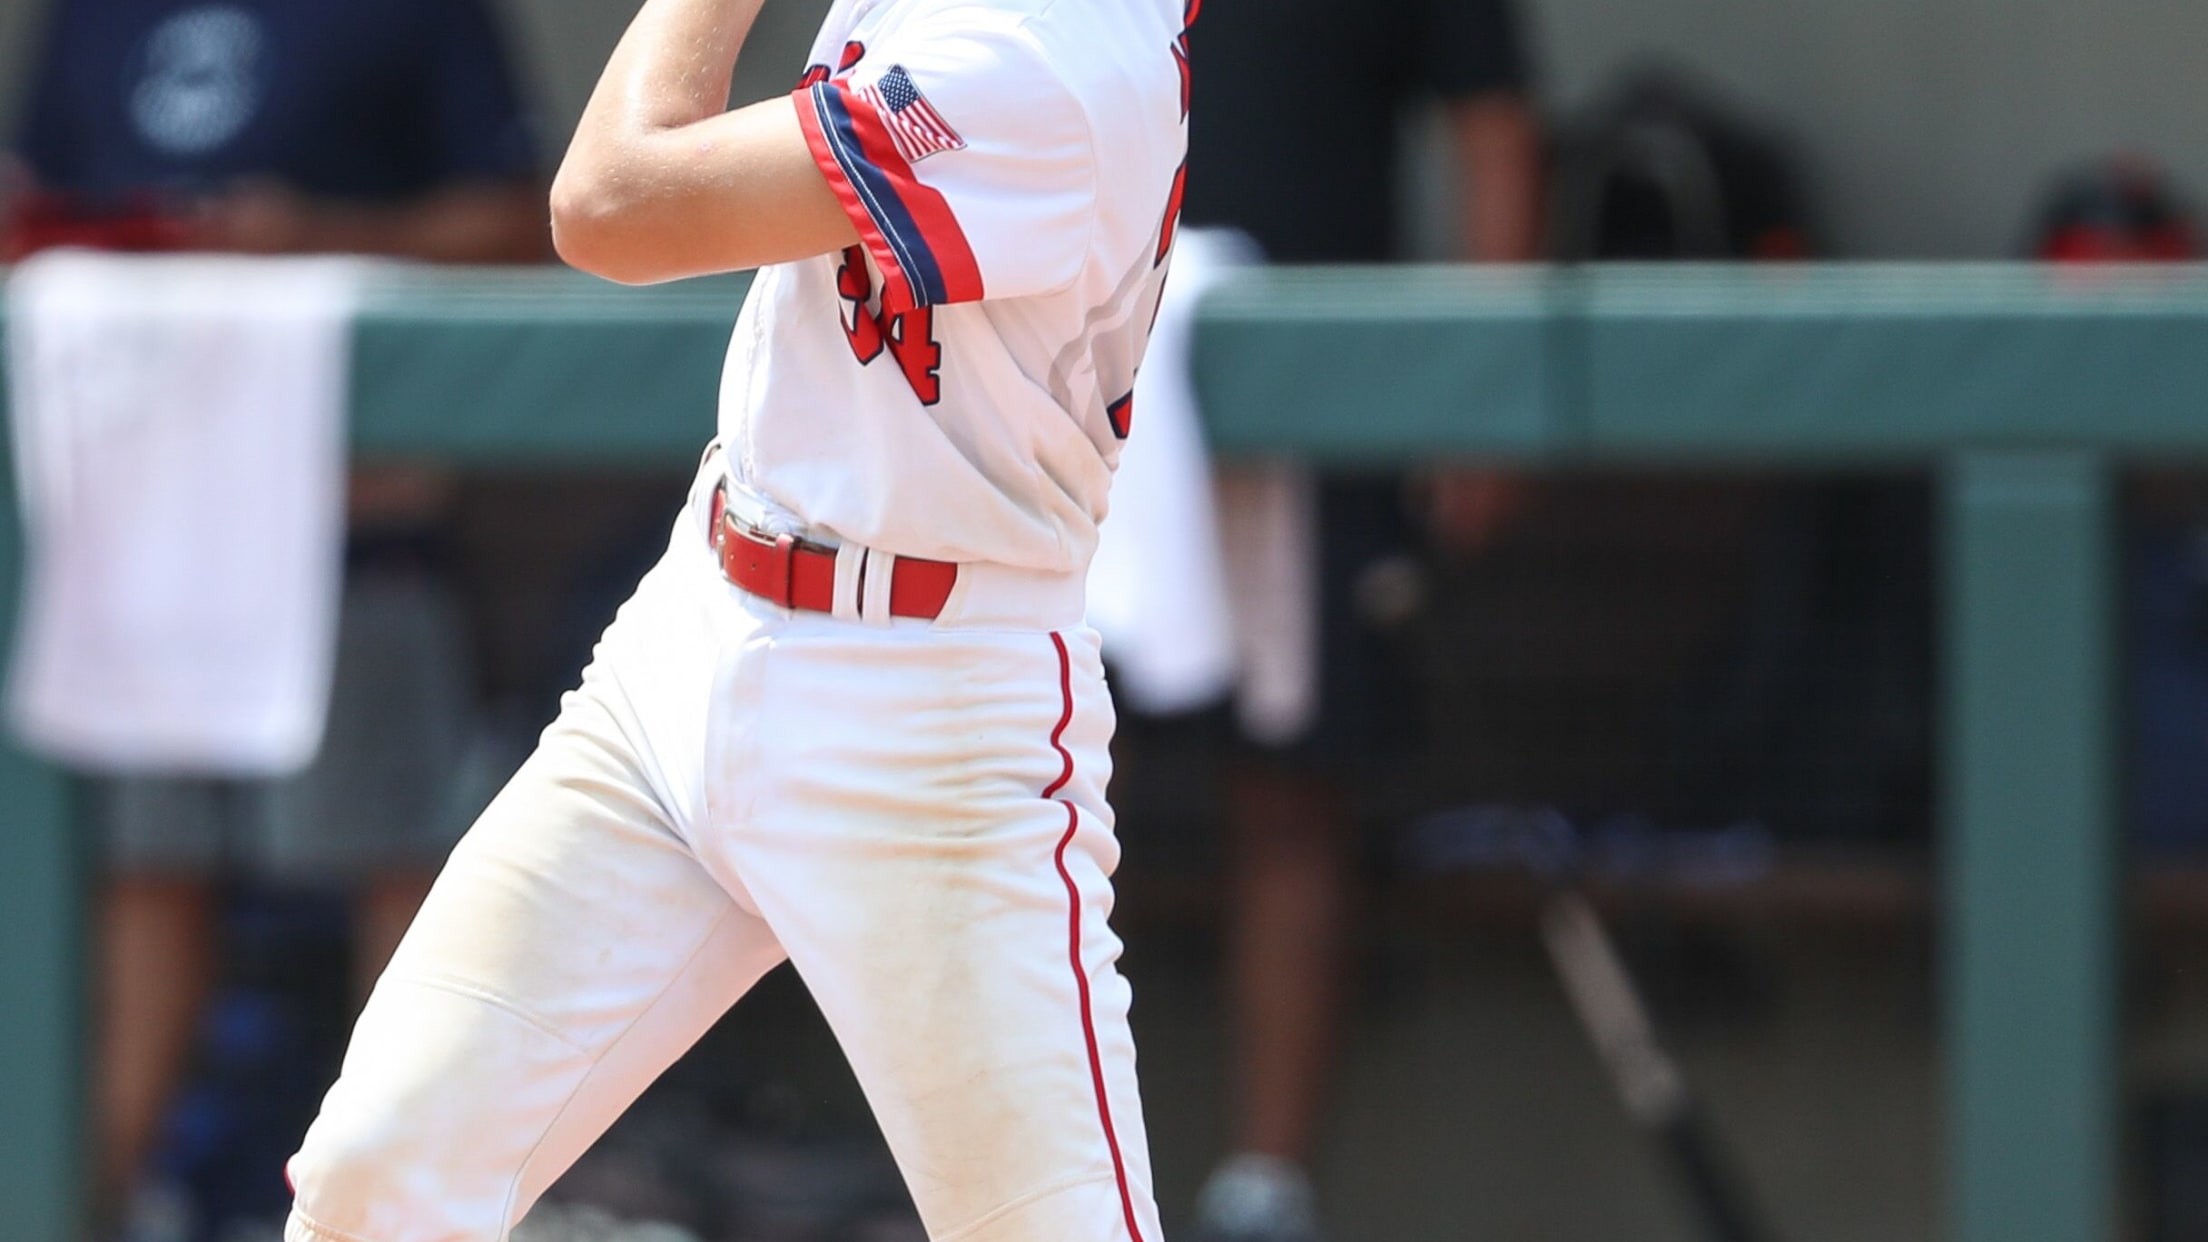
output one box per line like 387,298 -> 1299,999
717,473 -> 835,550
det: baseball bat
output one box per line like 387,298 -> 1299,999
1538,890 -> 1780,1242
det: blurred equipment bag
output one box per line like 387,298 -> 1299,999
1548,67 -> 1813,262
6,251 -> 360,774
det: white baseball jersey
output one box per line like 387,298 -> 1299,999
718,0 -> 1194,573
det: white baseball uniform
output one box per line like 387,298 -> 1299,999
283,1 -> 1194,1240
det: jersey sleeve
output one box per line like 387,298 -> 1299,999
791,14 -> 1095,313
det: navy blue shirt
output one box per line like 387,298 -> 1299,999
16,0 -> 539,207
1183,0 -> 1530,262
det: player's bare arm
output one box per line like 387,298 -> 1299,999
551,0 -> 858,284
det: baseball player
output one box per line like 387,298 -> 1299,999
281,0 -> 1194,1240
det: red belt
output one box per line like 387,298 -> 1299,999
710,484 -> 958,620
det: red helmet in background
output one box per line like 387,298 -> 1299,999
2034,156 -> 2199,262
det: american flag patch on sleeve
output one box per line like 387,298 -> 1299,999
855,65 -> 967,164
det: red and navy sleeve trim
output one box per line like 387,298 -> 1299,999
796,79 -> 985,313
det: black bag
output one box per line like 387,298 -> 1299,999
1548,66 -> 1815,262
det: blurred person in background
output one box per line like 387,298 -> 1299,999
3,1 -> 543,262
1180,2 -> 1542,1240
2,0 -> 544,1234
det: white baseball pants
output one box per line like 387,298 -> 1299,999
284,460 -> 1162,1242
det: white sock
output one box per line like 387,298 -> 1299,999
1195,1152 -> 1321,1238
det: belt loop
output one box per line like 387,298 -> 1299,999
773,533 -> 797,609
831,543 -> 865,622
859,549 -> 897,626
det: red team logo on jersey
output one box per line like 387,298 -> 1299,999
837,248 -> 944,405
797,15 -> 1195,429
798,45 -> 957,406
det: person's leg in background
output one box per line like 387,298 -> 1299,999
261,544 -> 507,1005
97,876 -> 216,1201
1200,764 -> 1353,1242
88,778 -> 240,1236
1197,476 -> 1424,1242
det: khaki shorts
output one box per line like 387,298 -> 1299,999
89,566 -> 502,885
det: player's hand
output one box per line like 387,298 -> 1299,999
1420,467 -> 1530,558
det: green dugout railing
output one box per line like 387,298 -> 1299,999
4,261 -> 2189,1241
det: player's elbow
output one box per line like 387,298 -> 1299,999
548,171 -> 675,285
